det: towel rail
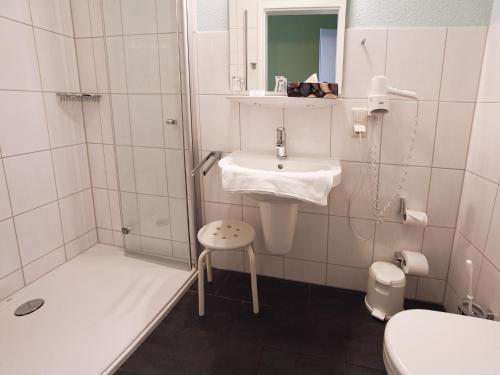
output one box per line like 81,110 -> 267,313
191,151 -> 221,176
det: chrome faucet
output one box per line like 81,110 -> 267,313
276,127 -> 287,159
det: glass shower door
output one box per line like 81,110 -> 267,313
101,0 -> 193,266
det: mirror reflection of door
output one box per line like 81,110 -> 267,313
267,14 -> 338,90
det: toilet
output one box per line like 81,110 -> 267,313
383,309 -> 500,374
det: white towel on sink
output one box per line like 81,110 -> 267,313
219,163 -> 334,206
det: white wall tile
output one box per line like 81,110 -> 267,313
440,27 -> 487,102
285,258 -> 326,285
328,216 -> 374,268
87,143 -> 107,188
380,100 -> 438,167
210,250 -> 244,272
342,28 -> 387,98
59,189 -> 95,242
467,103 -> 500,182
120,192 -> 139,234
52,144 -> 91,197
15,202 -> 63,265
30,0 -> 73,36
165,149 -> 187,198
203,152 -> 242,205
141,236 -> 173,257
432,102 -> 474,169
93,38 -> 110,93
476,259 -> 500,321
116,146 -> 136,192
99,95 -> 114,143
457,172 -> 497,252
108,190 -> 122,231
169,198 -> 189,242
331,99 -> 380,162
284,107 -> 331,157
120,0 -> 157,34
448,231 -> 483,298
70,0 -> 91,37
329,161 -> 376,220
65,228 -> 97,259
3,151 -> 57,215
416,278 -> 445,303
286,213 -> 328,263
129,94 -> 163,147
199,95 -> 240,152
427,168 -> 463,228
422,226 -> 454,279
0,166 -> 11,221
106,36 -> 127,93
477,22 -> 500,102
93,188 -> 111,229
88,0 -> 103,37
83,100 -> 102,143
159,33 -> 181,94
44,93 -> 85,148
485,195 -> 500,271
196,32 -> 230,94
103,145 -> 118,190
75,38 -> 97,93
443,283 -> 461,314
0,219 -> 21,278
386,28 -> 446,101
374,221 -> 424,263
124,35 -> 161,94
162,95 -> 184,149
244,253 -> 283,279
23,247 -> 65,284
204,201 -> 242,223
157,0 -> 178,34
102,0 -> 122,36
240,105 -> 282,153
97,228 -> 114,245
0,0 -> 31,23
377,165 -> 431,223
326,264 -> 368,292
34,29 -> 79,92
242,205 -> 266,253
137,194 -> 171,239
133,147 -> 168,196
111,94 -> 132,145
0,270 -> 24,301
0,18 -> 41,90
0,91 -> 49,157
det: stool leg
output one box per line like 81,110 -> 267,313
246,244 -> 259,314
198,249 -> 211,317
206,251 -> 213,283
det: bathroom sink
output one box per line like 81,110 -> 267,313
218,151 -> 341,205
218,152 -> 341,254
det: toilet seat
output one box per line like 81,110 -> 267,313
383,309 -> 500,375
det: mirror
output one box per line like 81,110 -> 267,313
229,0 -> 346,94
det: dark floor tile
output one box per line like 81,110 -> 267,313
345,339 -> 386,371
189,268 -> 229,295
404,298 -> 445,311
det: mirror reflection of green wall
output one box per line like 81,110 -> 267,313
267,14 -> 338,90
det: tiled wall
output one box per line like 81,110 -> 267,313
0,1 -> 97,301
191,25 -> 488,303
71,0 -> 192,262
445,3 -> 500,319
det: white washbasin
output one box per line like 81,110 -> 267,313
218,152 -> 341,205
218,152 -> 341,255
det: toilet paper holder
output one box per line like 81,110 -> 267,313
399,197 -> 407,220
395,252 -> 405,266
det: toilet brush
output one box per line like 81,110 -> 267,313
465,260 -> 473,315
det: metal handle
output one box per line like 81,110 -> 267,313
191,151 -> 221,176
165,119 -> 177,125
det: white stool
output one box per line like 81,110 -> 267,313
197,219 -> 259,317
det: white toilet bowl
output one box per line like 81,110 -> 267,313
383,309 -> 500,375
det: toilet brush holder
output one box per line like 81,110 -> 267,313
458,299 -> 494,320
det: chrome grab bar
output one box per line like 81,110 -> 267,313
191,151 -> 221,176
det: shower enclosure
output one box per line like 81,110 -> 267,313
94,0 -> 197,267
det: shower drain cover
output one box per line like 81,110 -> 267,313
14,299 -> 44,316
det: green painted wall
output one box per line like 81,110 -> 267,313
267,14 -> 337,90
